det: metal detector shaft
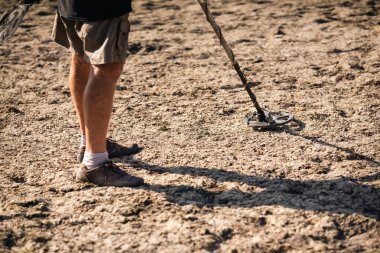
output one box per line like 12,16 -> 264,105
197,0 -> 265,120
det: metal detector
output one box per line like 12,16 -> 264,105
197,0 -> 294,129
0,0 -> 39,46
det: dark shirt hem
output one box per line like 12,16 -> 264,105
59,10 -> 132,22
57,0 -> 132,22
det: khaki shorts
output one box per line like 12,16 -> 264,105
51,13 -> 130,65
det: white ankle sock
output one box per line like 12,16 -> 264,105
82,151 -> 109,169
80,134 -> 86,147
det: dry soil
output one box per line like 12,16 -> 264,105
0,0 -> 380,252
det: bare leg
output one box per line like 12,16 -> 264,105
84,63 -> 123,153
68,54 -> 91,135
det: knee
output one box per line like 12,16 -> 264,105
92,63 -> 123,80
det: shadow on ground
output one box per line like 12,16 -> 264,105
120,157 -> 379,219
118,120 -> 380,220
275,119 -> 380,167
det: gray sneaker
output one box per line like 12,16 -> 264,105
76,161 -> 144,187
77,138 -> 142,162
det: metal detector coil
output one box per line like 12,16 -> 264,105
245,110 -> 294,129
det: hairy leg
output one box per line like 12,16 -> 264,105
69,54 -> 91,135
84,63 -> 123,153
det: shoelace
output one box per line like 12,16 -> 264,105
104,161 -> 125,175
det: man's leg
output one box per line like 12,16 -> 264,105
68,54 -> 90,136
83,63 -> 123,153
69,54 -> 123,157
71,56 -> 141,162
74,62 -> 144,187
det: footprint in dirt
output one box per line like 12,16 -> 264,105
9,175 -> 26,183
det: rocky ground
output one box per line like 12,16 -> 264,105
1,0 -> 379,252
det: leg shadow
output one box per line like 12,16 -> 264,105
118,158 -> 380,220
117,118 -> 379,219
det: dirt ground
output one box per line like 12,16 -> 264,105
1,0 -> 380,252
